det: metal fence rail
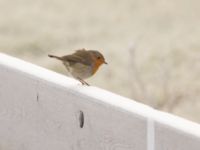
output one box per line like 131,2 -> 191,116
0,53 -> 200,150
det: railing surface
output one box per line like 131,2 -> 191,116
0,53 -> 200,150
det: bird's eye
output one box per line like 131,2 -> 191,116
97,56 -> 101,59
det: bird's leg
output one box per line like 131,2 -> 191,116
77,77 -> 90,86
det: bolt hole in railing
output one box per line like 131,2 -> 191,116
79,110 -> 84,128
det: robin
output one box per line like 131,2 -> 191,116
48,48 -> 107,85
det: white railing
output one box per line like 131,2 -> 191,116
0,53 -> 200,150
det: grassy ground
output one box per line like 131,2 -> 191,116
1,0 -> 200,123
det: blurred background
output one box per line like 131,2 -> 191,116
0,0 -> 200,123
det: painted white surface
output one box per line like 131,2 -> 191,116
0,53 -> 200,150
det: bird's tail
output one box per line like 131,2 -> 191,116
48,54 -> 62,60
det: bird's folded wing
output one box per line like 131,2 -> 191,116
61,50 -> 93,66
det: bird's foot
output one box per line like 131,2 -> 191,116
77,78 -> 90,86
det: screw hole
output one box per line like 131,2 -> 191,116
79,110 -> 84,128
36,93 -> 39,102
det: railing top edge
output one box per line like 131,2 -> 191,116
0,52 -> 200,138
0,53 -> 153,116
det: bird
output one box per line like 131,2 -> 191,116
48,48 -> 107,85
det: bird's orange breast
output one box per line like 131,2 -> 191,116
92,60 -> 103,75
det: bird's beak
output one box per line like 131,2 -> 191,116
104,61 -> 108,64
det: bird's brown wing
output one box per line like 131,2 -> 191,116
61,49 -> 93,66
